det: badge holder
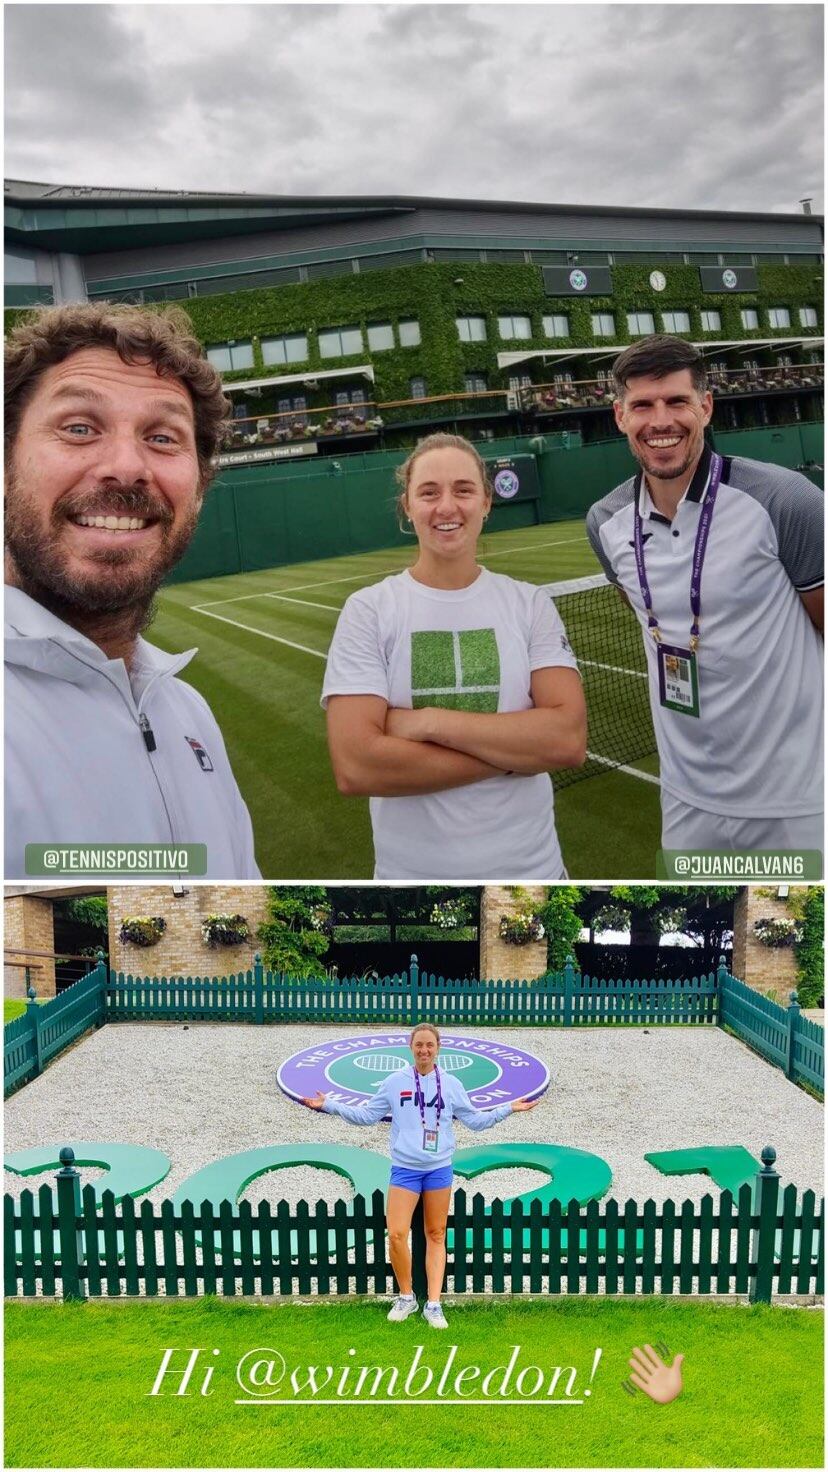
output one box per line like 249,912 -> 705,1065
422,1129 -> 439,1154
657,642 -> 700,716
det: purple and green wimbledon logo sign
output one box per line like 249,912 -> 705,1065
277,1033 -> 549,1109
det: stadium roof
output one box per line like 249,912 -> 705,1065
6,178 -> 823,253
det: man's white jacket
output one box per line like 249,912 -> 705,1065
5,588 -> 260,879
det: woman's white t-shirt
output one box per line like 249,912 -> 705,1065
321,567 -> 579,879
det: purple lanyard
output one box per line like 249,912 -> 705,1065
633,452 -> 723,648
414,1065 -> 443,1130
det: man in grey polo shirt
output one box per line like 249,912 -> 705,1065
586,335 -> 823,854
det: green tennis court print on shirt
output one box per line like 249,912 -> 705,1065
410,628 -> 500,712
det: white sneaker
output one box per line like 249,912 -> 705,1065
422,1302 -> 448,1329
387,1295 -> 419,1323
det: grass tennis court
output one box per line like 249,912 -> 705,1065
153,521 -> 662,878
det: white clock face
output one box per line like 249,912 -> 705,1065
649,270 -> 667,292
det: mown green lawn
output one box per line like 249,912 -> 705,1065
5,1297 -> 822,1468
3,999 -> 45,1023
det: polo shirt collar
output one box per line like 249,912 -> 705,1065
636,443 -> 713,522
5,585 -> 196,688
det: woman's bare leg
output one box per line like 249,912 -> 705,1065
386,1186 -> 419,1295
423,1186 -> 452,1302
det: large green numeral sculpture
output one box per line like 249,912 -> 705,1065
173,1144 -> 389,1259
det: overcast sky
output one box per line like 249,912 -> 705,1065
4,3 -> 823,213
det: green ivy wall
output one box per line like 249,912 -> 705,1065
8,259 -> 819,401
183,260 -> 824,399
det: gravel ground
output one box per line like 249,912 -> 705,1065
5,1022 -> 823,1210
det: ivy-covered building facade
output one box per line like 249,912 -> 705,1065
5,181 -> 823,456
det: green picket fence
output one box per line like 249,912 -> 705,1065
4,1147 -> 822,1304
3,966 -> 107,1096
5,957 -> 822,1098
719,972 -> 823,1093
102,955 -> 720,1028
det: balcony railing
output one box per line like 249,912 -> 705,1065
221,400 -> 384,451
218,367 -> 824,453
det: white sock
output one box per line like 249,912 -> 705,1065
426,1300 -> 441,1309
399,1293 -> 415,1301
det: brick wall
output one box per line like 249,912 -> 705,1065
4,895 -> 56,997
108,886 -> 271,978
479,885 -> 548,981
732,888 -> 799,1001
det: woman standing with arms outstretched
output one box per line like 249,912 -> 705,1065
303,1022 -> 539,1328
322,433 -> 586,880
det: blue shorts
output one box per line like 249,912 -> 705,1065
390,1165 -> 453,1194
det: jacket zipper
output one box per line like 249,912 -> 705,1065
139,714 -> 157,753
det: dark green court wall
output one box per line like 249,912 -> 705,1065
168,423 -> 822,584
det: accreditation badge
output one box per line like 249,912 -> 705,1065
423,1129 -> 439,1154
657,642 -> 700,716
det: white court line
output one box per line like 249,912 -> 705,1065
586,750 -> 660,785
580,657 -> 647,681
195,605 -> 327,659
193,604 -> 659,786
270,594 -> 343,612
191,535 -> 589,609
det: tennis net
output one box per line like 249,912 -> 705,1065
541,573 -> 657,789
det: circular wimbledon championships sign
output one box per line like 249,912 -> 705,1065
277,1032 -> 549,1109
569,268 -> 588,292
493,467 -> 520,500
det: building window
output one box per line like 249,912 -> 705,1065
410,377 -> 427,399
767,307 -> 791,329
497,314 -> 532,340
740,308 -> 760,330
627,312 -> 656,336
335,389 -> 367,410
277,394 -> 308,427
206,340 -> 254,372
700,310 -> 722,332
661,311 -> 691,333
456,315 -> 487,343
398,318 -> 421,347
261,333 -> 308,367
464,373 -> 488,393
367,322 -> 395,352
508,374 -> 532,391
591,312 -> 616,338
799,306 -> 819,328
543,313 -> 570,338
318,325 -> 364,358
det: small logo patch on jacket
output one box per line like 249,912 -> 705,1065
185,736 -> 214,772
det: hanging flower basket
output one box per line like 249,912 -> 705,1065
753,917 -> 802,949
201,914 -> 251,948
430,898 -> 466,930
499,914 -> 545,946
119,916 -> 166,948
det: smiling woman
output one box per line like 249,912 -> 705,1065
322,432 -> 587,881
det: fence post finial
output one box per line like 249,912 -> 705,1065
56,1147 -> 86,1302
750,1144 -> 780,1305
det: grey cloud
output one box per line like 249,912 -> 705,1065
3,3 -> 822,212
